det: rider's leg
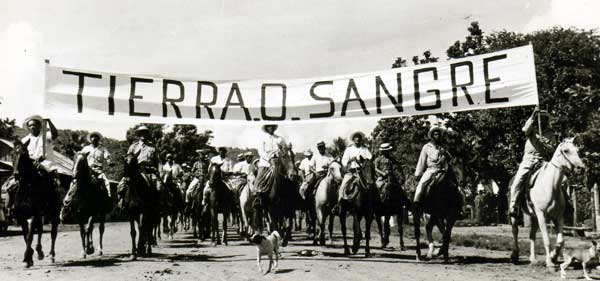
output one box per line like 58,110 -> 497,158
413,170 -> 434,205
508,164 -> 533,217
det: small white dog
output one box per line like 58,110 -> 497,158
249,231 -> 282,273
560,240 -> 600,280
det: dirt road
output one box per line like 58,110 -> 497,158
0,221 -> 587,281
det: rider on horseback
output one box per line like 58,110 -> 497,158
374,143 -> 404,194
413,126 -> 451,207
254,124 -> 287,191
186,149 -> 209,205
202,147 -> 233,207
303,141 -> 334,199
61,131 -> 112,220
333,131 -> 373,214
508,108 -> 554,217
120,126 -> 162,200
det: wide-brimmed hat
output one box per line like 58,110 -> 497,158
87,131 -> 103,142
350,131 -> 365,141
195,149 -> 205,154
165,153 -> 173,159
304,149 -> 313,156
135,125 -> 150,135
262,124 -> 278,133
23,115 -> 43,128
316,141 -> 326,147
218,147 -> 228,153
237,153 -> 244,160
379,143 -> 393,151
244,151 -> 254,157
428,126 -> 446,139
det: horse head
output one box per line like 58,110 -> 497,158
13,139 -> 35,180
553,137 -> 585,171
327,160 -> 343,183
207,163 -> 222,186
277,143 -> 298,180
124,153 -> 140,177
72,151 -> 91,180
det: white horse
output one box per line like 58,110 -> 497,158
510,138 -> 585,267
313,161 -> 343,246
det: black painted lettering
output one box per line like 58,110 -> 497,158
261,83 -> 287,121
413,67 -> 441,111
220,83 -> 251,121
108,75 -> 115,115
162,79 -> 184,118
62,70 -> 102,113
450,61 -> 475,106
484,54 -> 509,103
375,74 -> 403,114
196,81 -> 217,119
129,77 -> 153,117
309,81 -> 334,118
341,79 -> 369,116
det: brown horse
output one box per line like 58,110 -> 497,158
205,163 -> 236,246
12,140 -> 60,267
412,162 -> 463,263
373,176 -> 411,250
160,170 -> 184,240
67,152 -> 111,258
338,160 -> 376,257
256,144 -> 298,246
510,138 -> 585,267
313,161 -> 343,246
119,154 -> 158,260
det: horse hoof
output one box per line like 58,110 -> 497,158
129,255 -> 137,261
510,253 -> 519,264
25,260 -> 33,268
50,256 -> 55,263
344,249 -> 351,256
99,250 -> 103,256
86,246 -> 95,255
37,250 -> 45,261
400,246 -> 406,251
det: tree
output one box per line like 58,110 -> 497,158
0,118 -> 16,140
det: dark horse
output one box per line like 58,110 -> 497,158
12,140 -> 60,267
256,144 -> 298,246
412,164 -> 463,262
205,163 -> 236,245
338,160 -> 375,257
119,154 -> 158,260
373,176 -> 411,250
68,152 -> 112,258
159,170 -> 184,240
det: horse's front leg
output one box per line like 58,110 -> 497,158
340,207 -> 350,255
413,209 -> 422,261
35,219 -> 45,260
352,214 -> 362,255
222,212 -> 228,246
365,212 -> 373,258
425,218 -> 436,260
383,215 -> 391,249
551,217 -> 565,264
79,223 -> 87,258
22,218 -> 35,267
396,212 -> 405,251
129,219 -> 137,260
374,213 -> 384,248
50,217 -> 58,263
534,209 -> 555,267
85,216 -> 95,255
98,216 -> 105,256
528,216 -> 539,264
510,215 -> 520,264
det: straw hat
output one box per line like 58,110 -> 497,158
428,126 -> 446,139
23,115 -> 43,128
135,125 -> 150,135
350,131 -> 365,141
304,149 -> 313,156
87,131 -> 103,142
244,151 -> 254,157
316,141 -> 326,147
379,143 -> 393,151
262,124 -> 278,133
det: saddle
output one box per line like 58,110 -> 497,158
524,162 -> 547,189
340,172 -> 366,201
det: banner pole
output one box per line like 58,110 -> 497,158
42,59 -> 50,157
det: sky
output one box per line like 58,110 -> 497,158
0,0 -> 598,151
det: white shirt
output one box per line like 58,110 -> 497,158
21,132 -> 54,161
232,161 -> 248,174
258,132 -> 287,168
210,155 -> 232,172
81,144 -> 110,171
299,158 -> 313,177
311,152 -> 334,173
162,162 -> 183,179
341,144 -> 372,168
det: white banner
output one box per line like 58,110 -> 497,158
45,45 -> 538,124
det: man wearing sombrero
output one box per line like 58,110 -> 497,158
508,108 -> 555,217
254,124 -> 287,192
61,131 -> 112,219
186,149 -> 209,205
333,131 -> 373,213
413,126 -> 451,205
374,143 -> 404,192
298,149 -> 314,199
126,125 -> 162,190
306,142 -> 334,199
20,115 -> 59,173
